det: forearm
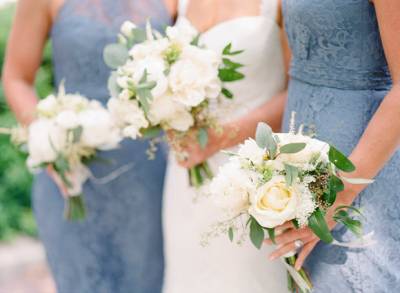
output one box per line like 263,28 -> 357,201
3,76 -> 38,126
219,90 -> 287,150
345,84 -> 400,200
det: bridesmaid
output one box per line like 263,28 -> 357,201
265,0 -> 400,291
3,0 -> 176,292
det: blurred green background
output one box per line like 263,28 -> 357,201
0,3 -> 54,240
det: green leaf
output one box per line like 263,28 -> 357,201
197,128 -> 209,149
255,122 -> 277,157
324,175 -> 344,206
222,43 -> 244,56
131,28 -> 147,43
137,81 -> 157,90
228,227 -> 234,242
71,126 -> 83,144
136,89 -> 152,114
292,219 -> 300,229
103,43 -> 129,69
107,72 -> 120,98
222,58 -> 244,70
249,218 -> 265,249
328,145 -> 356,172
218,68 -> 245,82
335,205 -> 363,217
221,88 -> 233,99
284,164 -> 299,186
279,143 -> 306,154
190,34 -> 201,46
333,209 -> 363,236
308,209 -> 334,243
266,228 -> 276,244
141,126 -> 162,139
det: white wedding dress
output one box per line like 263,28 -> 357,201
163,1 -> 288,292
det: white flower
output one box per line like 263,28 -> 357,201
120,21 -> 137,38
129,38 -> 169,60
249,175 -> 299,228
169,45 -> 221,107
277,134 -> 330,166
238,138 -> 265,165
107,98 -> 149,139
118,89 -> 132,100
55,110 -> 80,129
166,18 -> 198,45
58,94 -> 89,112
148,93 -> 194,131
78,109 -> 121,150
295,183 -> 316,227
27,119 -> 66,168
210,159 -> 254,217
37,95 -> 59,117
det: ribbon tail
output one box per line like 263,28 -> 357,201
88,163 -> 135,185
281,259 -> 313,293
332,231 -> 377,248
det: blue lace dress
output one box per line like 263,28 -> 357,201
31,1 -> 172,292
282,1 -> 400,292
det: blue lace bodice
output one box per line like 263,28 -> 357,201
283,0 -> 392,90
51,0 -> 171,101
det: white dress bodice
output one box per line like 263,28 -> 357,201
163,1 -> 288,292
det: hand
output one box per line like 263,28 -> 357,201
168,127 -> 230,169
47,165 -> 68,197
264,188 -> 357,270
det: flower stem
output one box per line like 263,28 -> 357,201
64,195 -> 86,221
200,161 -> 213,179
285,256 -> 313,293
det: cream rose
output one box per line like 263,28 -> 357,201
249,176 -> 298,228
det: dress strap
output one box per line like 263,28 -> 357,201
261,0 -> 279,21
177,0 -> 190,17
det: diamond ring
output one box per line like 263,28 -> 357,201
294,239 -> 304,253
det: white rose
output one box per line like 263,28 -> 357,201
55,110 -> 80,129
78,109 -> 121,149
148,93 -> 193,131
166,18 -> 198,45
59,94 -> 89,112
107,98 -> 149,138
249,175 -> 298,228
167,108 -> 194,132
27,119 -> 67,167
120,21 -> 137,38
210,159 -> 254,217
277,134 -> 330,166
129,38 -> 169,60
169,45 -> 221,107
238,138 -> 266,165
37,95 -> 59,117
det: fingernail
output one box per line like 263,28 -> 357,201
269,255 -> 276,261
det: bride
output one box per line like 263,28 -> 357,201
163,0 -> 291,292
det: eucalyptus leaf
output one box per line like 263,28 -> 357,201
255,122 -> 277,157
228,227 -> 234,242
107,72 -> 120,98
136,88 -> 152,114
284,164 -> 299,186
191,34 -> 201,46
71,126 -> 83,144
329,145 -> 356,172
308,209 -> 334,243
250,218 -> 265,249
197,128 -> 209,149
280,143 -> 306,154
141,126 -> 162,139
103,43 -> 129,69
131,28 -> 147,43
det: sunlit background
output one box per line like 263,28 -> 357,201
0,1 -> 55,292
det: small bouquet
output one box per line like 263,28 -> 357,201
208,121 -> 373,292
1,85 -> 121,220
103,20 -> 245,187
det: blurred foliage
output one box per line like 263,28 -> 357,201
0,3 -> 54,240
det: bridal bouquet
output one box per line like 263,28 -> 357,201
103,20 -> 244,187
208,122 -> 372,292
1,85 -> 121,220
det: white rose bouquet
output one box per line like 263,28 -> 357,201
0,85 -> 121,221
208,121 -> 373,292
103,20 -> 245,187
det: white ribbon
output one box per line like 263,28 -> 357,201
281,259 -> 313,293
88,162 -> 135,185
332,231 -> 376,248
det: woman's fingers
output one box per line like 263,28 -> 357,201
47,166 -> 68,197
269,236 -> 315,260
265,227 -> 312,246
295,239 -> 319,270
